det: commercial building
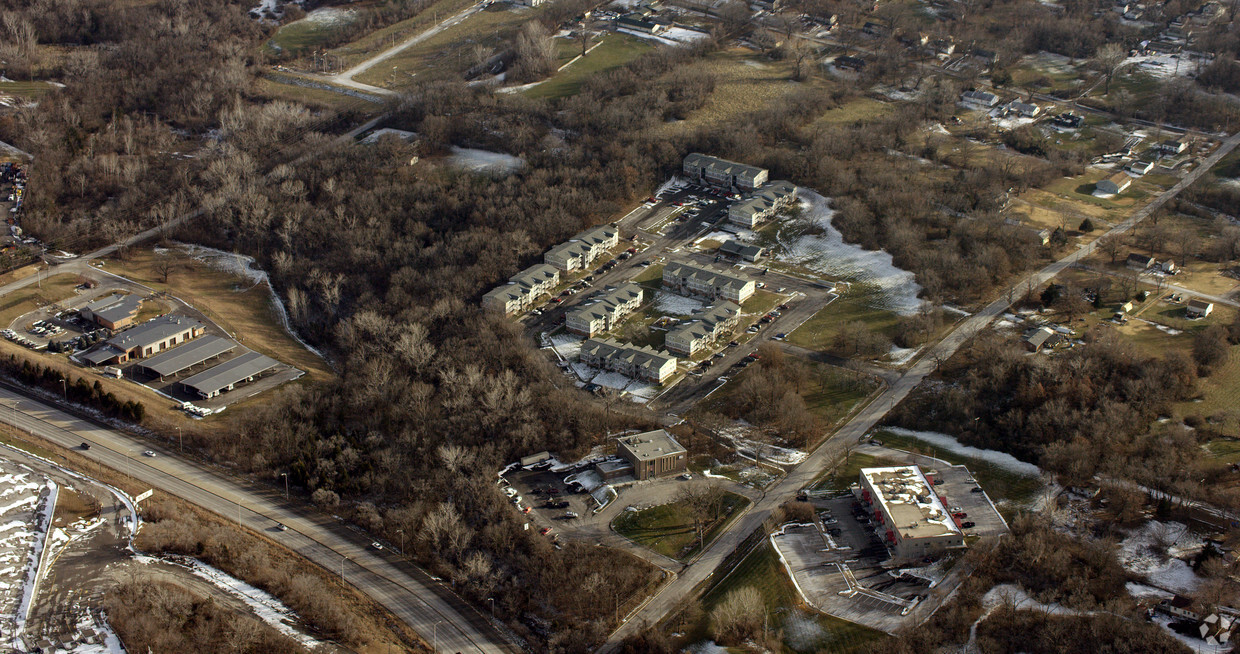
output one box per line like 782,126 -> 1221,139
80,293 -> 143,330
482,263 -> 561,314
544,225 -> 619,271
1096,172 -> 1132,195
616,429 -> 687,480
682,154 -> 769,191
579,338 -> 678,383
565,283 -> 644,337
665,302 -> 740,356
83,315 -> 205,365
728,180 -> 798,229
663,262 -> 755,303
134,335 -> 237,380
179,350 -> 279,399
858,466 -> 965,560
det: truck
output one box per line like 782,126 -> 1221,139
102,366 -> 123,378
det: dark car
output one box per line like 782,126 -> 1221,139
970,487 -> 984,493
961,521 -> 976,529
80,442 -> 91,450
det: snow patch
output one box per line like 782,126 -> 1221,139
654,291 -> 706,316
775,189 -> 923,315
878,427 -> 1041,476
1116,521 -> 1204,594
446,146 -> 524,175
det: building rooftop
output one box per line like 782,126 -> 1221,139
567,283 -> 644,325
179,350 -> 279,396
617,429 -> 686,461
580,337 -> 676,376
106,315 -> 202,352
136,335 -> 237,377
718,241 -> 765,259
684,153 -> 767,180
862,466 -> 962,539
84,293 -> 142,324
667,302 -> 740,344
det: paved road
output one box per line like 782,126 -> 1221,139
600,130 -> 1240,650
0,387 -> 514,654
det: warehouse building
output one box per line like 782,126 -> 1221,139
682,154 -> 769,191
617,429 -> 687,480
858,466 -> 965,560
80,293 -> 143,330
579,338 -> 677,383
134,335 -> 237,380
663,262 -> 755,303
482,263 -> 561,314
179,350 -> 279,399
665,302 -> 740,356
565,284 -> 644,337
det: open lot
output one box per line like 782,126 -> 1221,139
612,490 -> 749,561
526,33 -> 653,100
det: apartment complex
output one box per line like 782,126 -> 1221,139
665,302 -> 740,356
858,466 -> 965,560
616,429 -> 687,480
544,225 -> 619,271
728,180 -> 798,229
682,154 -> 769,191
579,338 -> 678,383
565,284 -> 644,337
482,263 -> 561,314
663,262 -> 755,303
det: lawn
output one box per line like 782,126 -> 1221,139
1178,342 -> 1240,435
99,249 -> 333,383
267,9 -> 358,55
0,274 -> 82,327
787,284 -> 901,353
802,365 -> 881,428
0,81 -> 59,99
612,490 -> 750,561
326,0 -> 477,69
525,33 -> 653,100
673,541 -> 888,653
631,263 -> 665,286
812,452 -> 902,492
740,289 -> 783,316
812,97 -> 892,125
869,429 -> 1043,505
256,77 -> 377,112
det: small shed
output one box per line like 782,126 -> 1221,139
1186,299 -> 1214,318
1023,326 -> 1058,352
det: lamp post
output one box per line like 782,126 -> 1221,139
176,426 -> 182,453
280,473 -> 288,500
59,378 -> 66,400
487,597 -> 494,619
396,528 -> 404,554
432,620 -> 442,652
341,556 -> 348,581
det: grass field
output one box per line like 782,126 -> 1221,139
631,263 -> 665,286
787,284 -> 901,353
0,274 -> 81,327
869,428 -> 1042,505
812,452 -> 902,492
813,97 -> 892,125
256,77 -> 381,112
267,9 -> 358,55
326,0 -> 476,69
526,34 -> 652,100
0,81 -> 59,99
1179,342 -> 1240,435
802,364 -> 880,427
673,541 -> 888,653
99,249 -> 333,383
740,289 -> 783,316
613,491 -> 750,561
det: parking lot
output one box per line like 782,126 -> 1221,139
928,464 -> 1009,538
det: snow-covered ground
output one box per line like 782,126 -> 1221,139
715,422 -> 808,466
981,583 -> 1084,616
617,26 -> 709,48
547,331 -> 584,360
359,127 -> 416,144
547,332 -> 662,403
446,146 -> 524,175
1152,613 -> 1232,654
878,427 -> 1041,476
301,6 -> 356,26
887,344 -> 919,365
775,189 -> 923,315
1125,53 -> 1201,80
990,111 -> 1038,131
654,291 -> 705,316
0,465 -> 55,648
1116,521 -> 1204,594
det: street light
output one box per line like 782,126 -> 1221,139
59,378 -> 66,400
487,597 -> 494,619
280,473 -> 288,500
176,426 -> 182,453
432,620 -> 442,653
341,556 -> 348,581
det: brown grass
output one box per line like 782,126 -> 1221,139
0,273 -> 82,327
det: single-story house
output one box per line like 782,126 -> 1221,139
1024,326 -> 1059,352
1158,139 -> 1188,155
80,293 -> 143,330
1186,299 -> 1214,318
1126,160 -> 1155,175
1096,172 -> 1132,195
1052,112 -> 1083,128
1126,253 -> 1155,270
718,240 -> 766,262
961,90 -> 999,107
1006,101 -> 1040,118
1160,260 -> 1177,274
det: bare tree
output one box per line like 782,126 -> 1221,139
1094,43 -> 1128,96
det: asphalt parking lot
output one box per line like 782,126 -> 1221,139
925,464 -> 1008,538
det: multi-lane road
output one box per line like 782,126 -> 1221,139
0,385 -> 513,654
601,129 -> 1240,650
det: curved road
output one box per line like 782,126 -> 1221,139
601,131 -> 1240,650
0,387 -> 514,654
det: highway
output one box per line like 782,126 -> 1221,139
601,129 -> 1240,650
0,387 -> 514,654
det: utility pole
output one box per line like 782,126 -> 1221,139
281,473 -> 288,500
397,528 -> 404,554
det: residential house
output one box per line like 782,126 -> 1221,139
718,240 -> 766,262
1096,172 -> 1132,195
833,55 -> 867,71
1126,160 -> 1155,175
663,262 -> 756,303
579,338 -> 678,383
617,430 -> 687,480
617,13 -> 665,33
80,293 -> 143,330
961,90 -> 999,107
565,283 -> 644,337
1052,112 -> 1084,128
727,180 -> 798,228
1186,299 -> 1214,319
665,302 -> 740,356
682,154 -> 769,191
1023,326 -> 1059,352
1127,253 -> 1155,270
1157,140 -> 1188,156
971,48 -> 999,64
482,263 -> 561,314
1160,260 -> 1177,274
544,225 -> 620,271
1158,596 -> 1201,622
930,37 -> 955,57
1005,101 -> 1040,118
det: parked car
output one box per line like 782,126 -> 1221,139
970,487 -> 984,493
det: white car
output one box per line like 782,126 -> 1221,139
371,542 -> 383,550
143,450 -> 156,457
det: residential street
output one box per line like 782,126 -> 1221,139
600,129 -> 1240,651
